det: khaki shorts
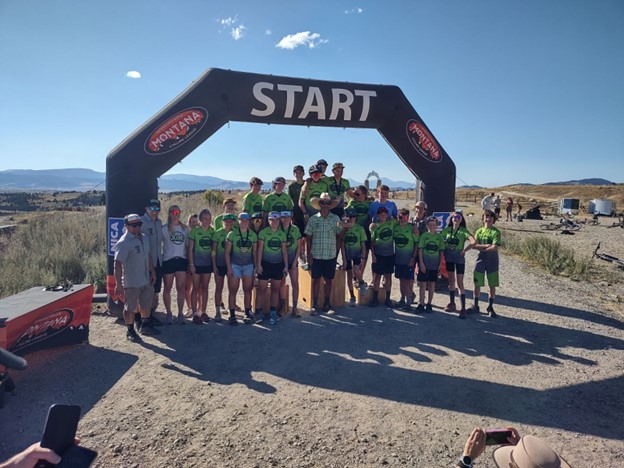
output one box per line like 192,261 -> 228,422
124,284 -> 153,312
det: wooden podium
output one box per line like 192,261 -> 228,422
354,286 -> 387,305
299,266 -> 345,308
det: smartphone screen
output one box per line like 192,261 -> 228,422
485,429 -> 512,445
38,404 -> 81,466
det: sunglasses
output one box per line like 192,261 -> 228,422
128,223 -> 142,228
453,215 -> 462,220
320,200 -> 331,206
253,218 -> 263,222
170,210 -> 181,216
354,192 -> 361,197
148,206 -> 161,212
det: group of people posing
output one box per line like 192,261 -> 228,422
113,158 -> 502,343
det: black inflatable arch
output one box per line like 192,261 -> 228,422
106,68 -> 455,291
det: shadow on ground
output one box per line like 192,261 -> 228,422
140,299 -> 624,441
0,344 -> 137,457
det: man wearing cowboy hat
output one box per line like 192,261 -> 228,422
304,192 -> 347,315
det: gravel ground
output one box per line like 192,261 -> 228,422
1,221 -> 624,467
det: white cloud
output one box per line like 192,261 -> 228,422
345,8 -> 363,14
217,15 -> 238,27
275,31 -> 328,50
231,25 -> 246,40
125,71 -> 141,79
265,29 -> 272,35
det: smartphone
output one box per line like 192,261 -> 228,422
37,404 -> 81,467
56,445 -> 98,467
485,428 -> 512,445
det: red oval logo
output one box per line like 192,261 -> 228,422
12,308 -> 75,352
145,107 -> 208,155
406,120 -> 442,163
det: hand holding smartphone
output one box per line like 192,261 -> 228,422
36,404 -> 97,468
485,428 -> 513,445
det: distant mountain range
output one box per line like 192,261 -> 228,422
0,168 -> 417,192
458,178 -> 616,189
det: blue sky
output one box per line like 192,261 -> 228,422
1,0 -> 622,187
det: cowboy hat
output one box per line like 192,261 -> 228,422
310,192 -> 339,211
492,435 -> 570,468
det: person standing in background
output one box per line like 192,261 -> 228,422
214,198 -> 239,231
242,177 -> 264,218
114,214 -> 158,341
288,165 -> 306,232
211,213 -> 237,322
326,162 -> 353,218
468,209 -> 502,318
184,213 -> 199,317
188,209 -> 214,323
481,192 -> 496,212
368,185 -> 398,222
493,195 -> 501,219
441,211 -> 475,318
505,197 -> 514,221
140,198 -> 164,325
161,205 -> 190,324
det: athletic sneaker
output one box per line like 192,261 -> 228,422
192,315 -> 203,325
459,308 -> 467,319
415,303 -> 425,313
322,303 -> 331,313
369,296 -> 379,308
254,311 -> 264,323
444,303 -> 457,312
384,298 -> 393,308
126,329 -> 142,342
486,306 -> 498,318
425,303 -> 433,313
201,313 -> 210,323
177,315 -> 186,325
229,315 -> 239,326
291,307 -> 301,318
349,297 -> 357,307
165,314 -> 173,325
184,309 -> 194,318
269,310 -> 278,325
243,311 -> 254,324
468,305 -> 480,315
214,311 -> 223,323
310,306 -> 320,316
325,305 -> 336,315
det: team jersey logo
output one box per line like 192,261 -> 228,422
345,232 -> 359,246
394,234 -> 409,248
378,227 -> 393,241
424,241 -> 440,254
170,231 -> 186,245
268,237 -> 282,250
406,119 -> 442,163
199,237 -> 212,249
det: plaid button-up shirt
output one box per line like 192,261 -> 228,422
305,212 -> 342,260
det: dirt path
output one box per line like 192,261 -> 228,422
1,251 -> 623,467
